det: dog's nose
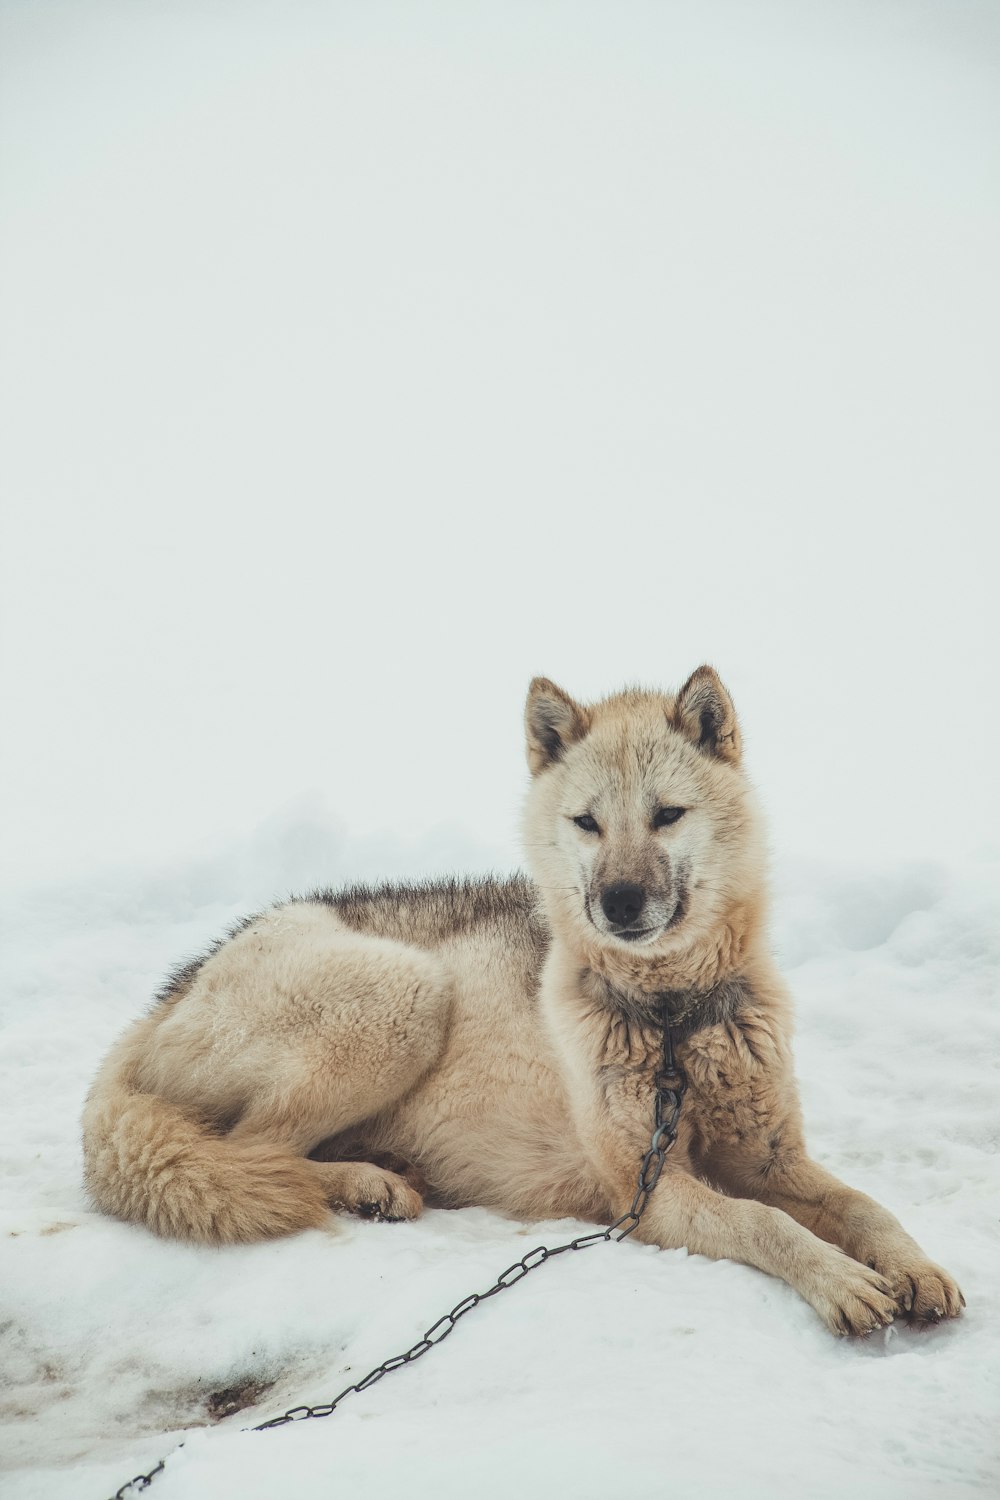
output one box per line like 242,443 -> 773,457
600,882 -> 646,927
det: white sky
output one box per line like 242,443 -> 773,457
1,0 -> 998,889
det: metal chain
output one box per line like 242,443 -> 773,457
110,1457 -> 168,1498
107,1018 -> 686,1497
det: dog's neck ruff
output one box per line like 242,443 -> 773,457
650,976 -> 751,1039
587,969 -> 753,1040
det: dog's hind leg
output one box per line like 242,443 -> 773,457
100,905 -> 453,1240
213,916 -> 453,1221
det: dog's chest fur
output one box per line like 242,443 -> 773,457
681,1008 -> 789,1152
582,968 -> 789,1156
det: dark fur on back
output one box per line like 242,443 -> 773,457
155,874 -> 550,1009
308,873 -> 548,954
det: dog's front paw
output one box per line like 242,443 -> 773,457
802,1251 -> 898,1337
870,1251 -> 965,1325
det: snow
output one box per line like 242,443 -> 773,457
1,1 -> 999,1495
1,812 -> 998,1499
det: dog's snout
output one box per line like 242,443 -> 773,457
600,882 -> 646,928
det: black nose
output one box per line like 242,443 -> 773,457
601,882 -> 646,928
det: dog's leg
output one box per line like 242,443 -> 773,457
586,1106 -> 899,1336
305,1160 -> 424,1222
708,1142 -> 964,1324
153,911 -> 453,1230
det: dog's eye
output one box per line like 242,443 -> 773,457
653,806 -> 686,828
572,813 -> 600,834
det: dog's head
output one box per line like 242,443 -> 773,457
522,667 -> 764,962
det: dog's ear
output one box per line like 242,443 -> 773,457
673,666 -> 741,765
525,678 -> 590,775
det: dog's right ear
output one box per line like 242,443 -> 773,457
525,678 -> 590,775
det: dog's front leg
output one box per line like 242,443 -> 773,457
587,1108 -> 897,1336
709,1143 -> 965,1326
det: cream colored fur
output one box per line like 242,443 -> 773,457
82,667 -> 964,1335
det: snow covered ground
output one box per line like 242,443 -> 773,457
1,811 -> 998,1499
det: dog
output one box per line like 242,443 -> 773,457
83,666 -> 964,1335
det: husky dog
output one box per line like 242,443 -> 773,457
83,668 -> 964,1335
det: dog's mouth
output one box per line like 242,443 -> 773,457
664,885 -> 687,932
583,886 -> 687,946
614,926 -> 659,944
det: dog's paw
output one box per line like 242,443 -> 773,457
314,1161 -> 424,1222
868,1251 -> 965,1325
803,1253 -> 898,1337
349,1166 -> 424,1222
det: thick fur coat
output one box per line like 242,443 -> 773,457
82,667 -> 963,1335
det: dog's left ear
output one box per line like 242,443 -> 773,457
673,666 -> 741,765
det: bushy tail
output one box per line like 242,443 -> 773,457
82,1069 -> 330,1245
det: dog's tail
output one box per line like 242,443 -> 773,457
82,1052 -> 330,1245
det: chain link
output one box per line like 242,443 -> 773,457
110,1457 -> 168,1499
107,1018 -> 686,1497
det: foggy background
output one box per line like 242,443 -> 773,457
2,0 -> 998,892
3,12 -> 999,1496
